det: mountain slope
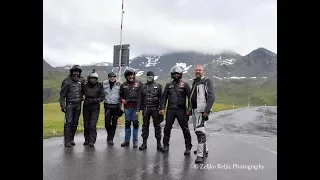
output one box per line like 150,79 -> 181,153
129,51 -> 242,77
43,59 -> 53,71
46,47 -> 277,79
230,48 -> 277,77
43,47 -> 277,105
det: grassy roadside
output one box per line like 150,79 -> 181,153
43,103 -> 242,139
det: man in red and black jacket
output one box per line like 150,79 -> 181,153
119,68 -> 143,148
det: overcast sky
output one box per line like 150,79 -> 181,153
43,0 -> 277,67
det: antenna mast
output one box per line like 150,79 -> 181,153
118,0 -> 125,82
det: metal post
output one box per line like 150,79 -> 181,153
118,0 -> 124,82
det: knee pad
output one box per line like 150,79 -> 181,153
125,120 -> 131,128
133,120 -> 139,129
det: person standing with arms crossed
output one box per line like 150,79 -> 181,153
190,65 -> 215,163
160,66 -> 193,155
102,72 -> 123,145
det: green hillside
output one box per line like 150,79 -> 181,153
213,76 -> 277,106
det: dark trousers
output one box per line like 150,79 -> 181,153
141,107 -> 162,141
104,103 -> 120,141
64,102 -> 81,144
83,104 -> 100,144
163,108 -> 192,149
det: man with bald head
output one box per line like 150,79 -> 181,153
189,65 -> 215,163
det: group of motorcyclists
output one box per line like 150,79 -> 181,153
59,64 -> 215,163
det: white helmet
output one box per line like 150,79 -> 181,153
88,69 -> 98,79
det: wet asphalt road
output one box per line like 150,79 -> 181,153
43,106 -> 277,180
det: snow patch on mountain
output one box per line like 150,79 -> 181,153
145,56 -> 161,67
81,62 -> 112,66
136,71 -> 144,76
221,58 -> 236,65
176,63 -> 193,73
95,62 -> 112,66
213,76 -> 222,80
212,76 -> 269,80
212,56 -> 236,65
228,76 -> 246,79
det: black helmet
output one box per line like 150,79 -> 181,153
70,65 -> 82,73
170,66 -> 183,80
70,65 -> 82,76
146,71 -> 155,77
146,71 -> 155,83
170,66 -> 183,74
124,68 -> 135,77
108,72 -> 116,77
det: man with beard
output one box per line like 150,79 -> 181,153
160,66 -> 193,155
190,65 -> 215,163
82,69 -> 105,147
136,71 -> 164,151
120,68 -> 143,148
59,65 -> 85,147
103,72 -> 122,145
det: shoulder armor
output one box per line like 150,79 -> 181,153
121,81 -> 127,86
62,76 -> 72,85
79,77 -> 85,83
103,80 -> 109,85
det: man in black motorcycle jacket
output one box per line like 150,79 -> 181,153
59,65 -> 85,147
137,71 -> 164,151
160,66 -> 193,155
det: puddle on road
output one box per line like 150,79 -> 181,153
206,107 -> 277,137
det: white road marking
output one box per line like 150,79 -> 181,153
169,129 -> 277,155
232,136 -> 277,155
208,132 -> 276,139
